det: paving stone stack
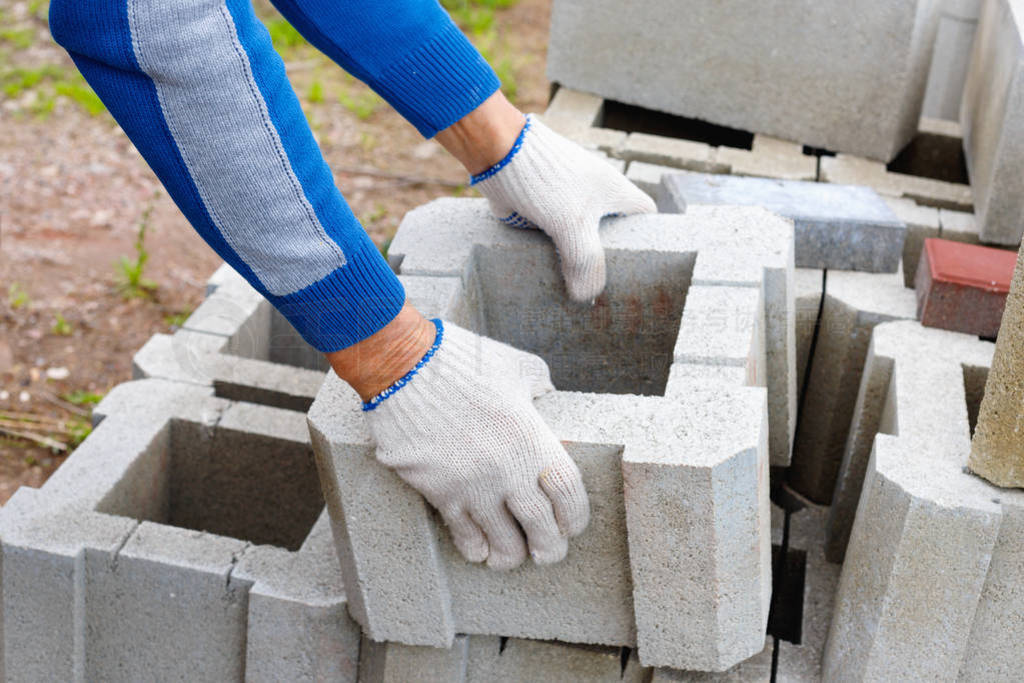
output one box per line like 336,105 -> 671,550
547,0 -> 941,161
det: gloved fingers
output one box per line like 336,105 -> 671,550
604,177 -> 657,217
440,506 -> 489,564
510,349 -> 555,399
547,217 -> 606,303
507,490 -> 569,565
539,455 -> 591,538
472,504 -> 529,571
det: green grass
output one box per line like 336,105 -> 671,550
163,310 -> 191,329
116,194 -> 159,299
307,79 -> 324,103
7,282 -> 29,309
0,28 -> 34,49
52,313 -> 72,336
338,86 -> 382,121
265,17 -> 307,51
378,235 -> 393,259
62,390 -> 104,406
54,79 -> 105,115
1,67 -> 106,118
442,0 -> 518,36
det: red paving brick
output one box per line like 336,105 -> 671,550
915,237 -> 1019,338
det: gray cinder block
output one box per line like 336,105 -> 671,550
788,270 -> 916,504
310,199 -> 797,672
820,153 -> 973,212
883,196 -> 942,287
960,0 -> 1024,245
658,172 -> 906,272
774,503 -> 841,682
922,0 -> 981,121
714,136 -> 817,182
0,379 -> 359,682
822,321 -> 1024,680
547,1 -> 941,162
133,264 -> 327,412
794,268 -> 824,394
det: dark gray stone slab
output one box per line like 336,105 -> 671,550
657,172 -> 905,272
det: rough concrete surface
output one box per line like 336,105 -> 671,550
961,0 -> 1024,245
884,196 -> 941,286
547,0 -> 940,161
0,379 -> 359,682
310,199 -> 796,671
922,0 -> 981,121
714,136 -> 817,182
789,270 -> 917,504
794,269 -> 824,396
822,320 -> 1023,680
775,503 -> 841,682
969,244 -> 1024,487
657,172 -> 905,272
820,153 -> 973,212
133,264 -> 326,411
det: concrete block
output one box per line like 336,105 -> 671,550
915,237 -> 1016,337
133,265 -> 326,411
0,379 -> 359,682
360,635 -> 655,683
883,196 -> 942,286
620,133 -> 725,174
541,86 -> 604,134
547,0 -> 941,161
649,642 -> 772,682
715,136 -> 817,182
658,172 -> 905,271
775,503 -> 841,682
789,270 -> 917,503
822,320 -> 1024,679
820,153 -> 973,211
940,207 -> 981,244
922,1 -> 981,121
961,0 -> 1024,245
969,244 -> 1024,487
794,269 -> 824,394
312,199 -> 797,671
626,161 -> 678,197
389,199 -> 797,466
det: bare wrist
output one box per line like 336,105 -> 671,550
325,304 -> 437,401
435,91 -> 526,175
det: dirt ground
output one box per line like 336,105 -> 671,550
0,0 -> 553,503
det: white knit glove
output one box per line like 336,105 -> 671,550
471,114 -> 656,302
362,320 -> 590,570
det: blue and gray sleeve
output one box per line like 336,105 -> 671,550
48,0 -> 499,352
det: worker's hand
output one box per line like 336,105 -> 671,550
471,114 -> 656,302
362,320 -> 590,570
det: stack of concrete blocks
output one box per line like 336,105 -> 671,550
821,321 -> 1024,679
922,0 -> 982,120
0,379 -> 361,681
819,117 -> 974,212
541,88 -> 989,292
960,0 -> 1024,246
547,0 -> 941,161
132,263 -> 326,411
656,172 -> 906,273
308,198 -> 799,673
788,271 -> 918,505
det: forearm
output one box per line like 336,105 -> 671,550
49,0 -> 405,353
